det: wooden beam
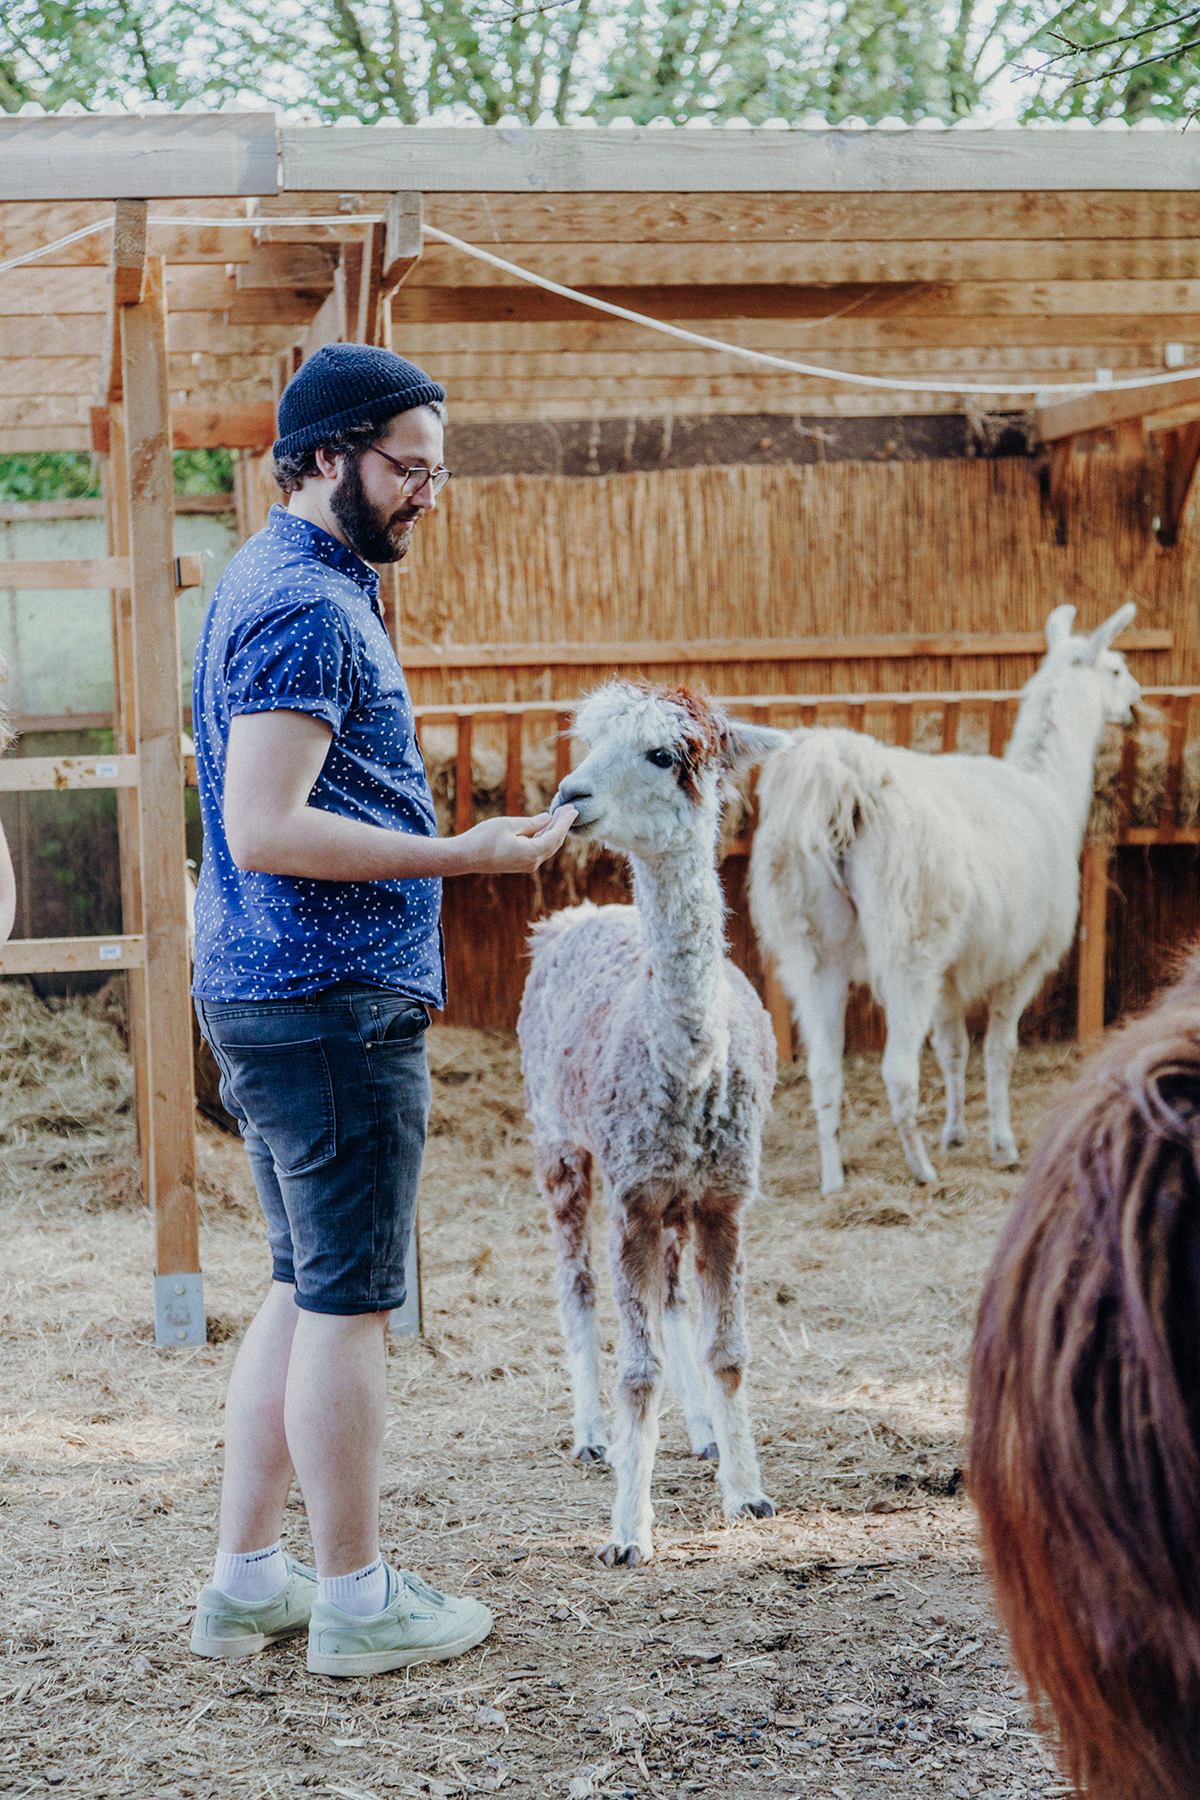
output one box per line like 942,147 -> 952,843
393,628 -> 1170,670
235,243 -> 338,290
1077,842 -> 1109,1045
411,238 -> 1200,289
0,112 -> 278,201
119,255 -> 199,1289
0,934 -> 144,974
98,198 -> 148,405
423,191 -> 1200,245
1038,372 -> 1200,440
89,402 -> 276,452
382,192 -> 423,296
280,124 -> 1200,195
0,754 -> 137,791
1157,419 -> 1200,545
0,553 -> 203,590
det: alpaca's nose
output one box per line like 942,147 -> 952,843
553,780 -> 592,812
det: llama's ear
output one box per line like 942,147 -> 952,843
1085,601 -> 1137,664
1044,604 -> 1076,650
724,720 -> 792,772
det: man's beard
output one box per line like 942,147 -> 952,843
329,454 -> 417,564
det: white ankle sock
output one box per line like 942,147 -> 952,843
318,1559 -> 389,1616
212,1542 -> 287,1602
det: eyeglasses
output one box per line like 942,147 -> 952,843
366,444 -> 452,498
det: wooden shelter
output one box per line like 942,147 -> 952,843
4,112 -> 1200,1340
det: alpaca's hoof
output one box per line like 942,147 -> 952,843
941,1129 -> 965,1151
694,1441 -> 719,1463
575,1443 -> 610,1465
738,1496 -> 776,1520
597,1540 -> 652,1568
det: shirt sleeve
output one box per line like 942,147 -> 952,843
223,594 -> 358,734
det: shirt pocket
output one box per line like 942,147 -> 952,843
217,1038 -> 338,1176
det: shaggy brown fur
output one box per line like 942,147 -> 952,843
969,950 -> 1200,1800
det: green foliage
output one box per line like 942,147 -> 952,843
0,450 -> 233,502
2,0 -> 1199,127
172,449 -> 236,494
0,454 -> 101,502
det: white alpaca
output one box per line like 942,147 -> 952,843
517,682 -> 789,1567
750,604 -> 1141,1195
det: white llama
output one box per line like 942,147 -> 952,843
518,682 -> 789,1568
749,604 -> 1141,1196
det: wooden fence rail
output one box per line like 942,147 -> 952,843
415,686 -> 1200,1052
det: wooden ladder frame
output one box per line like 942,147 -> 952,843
0,206 -> 201,1347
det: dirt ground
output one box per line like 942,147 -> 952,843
0,982 -> 1089,1800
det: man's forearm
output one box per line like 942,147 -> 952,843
229,805 -> 472,882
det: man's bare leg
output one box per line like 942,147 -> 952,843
218,1286 -> 391,1577
284,1308 -> 392,1576
218,1280 -> 300,1553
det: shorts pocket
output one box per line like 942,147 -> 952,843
216,1038 -> 337,1176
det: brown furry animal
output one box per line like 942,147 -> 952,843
969,950 -> 1200,1800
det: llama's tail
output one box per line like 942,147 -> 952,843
754,727 -> 888,891
969,950 -> 1200,1800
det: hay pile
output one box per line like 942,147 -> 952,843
0,979 -> 137,1214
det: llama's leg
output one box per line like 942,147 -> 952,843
599,1186 -> 668,1567
930,1000 -> 970,1151
878,984 -> 938,1185
537,1142 -> 607,1461
660,1210 -> 716,1460
781,953 -> 852,1196
693,1194 -> 774,1520
983,970 -> 1044,1168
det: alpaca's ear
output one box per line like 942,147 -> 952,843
1044,604 -> 1076,650
1085,601 -> 1136,665
724,720 -> 792,772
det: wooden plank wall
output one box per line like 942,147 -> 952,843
399,447 -> 1195,707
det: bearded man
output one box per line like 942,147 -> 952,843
187,345 -> 575,1677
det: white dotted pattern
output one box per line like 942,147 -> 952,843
191,505 -> 445,1006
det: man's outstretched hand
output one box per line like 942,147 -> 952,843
449,807 -> 578,875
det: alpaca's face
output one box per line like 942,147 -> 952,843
553,686 -> 722,859
1094,649 -> 1141,725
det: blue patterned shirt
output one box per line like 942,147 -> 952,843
191,504 -> 445,1005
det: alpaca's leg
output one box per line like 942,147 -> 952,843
599,1187 -> 668,1567
983,970 -> 1043,1167
931,1000 -> 970,1151
693,1193 -> 774,1520
660,1211 -> 716,1460
537,1142 -> 607,1461
781,953 -> 851,1195
878,983 -> 938,1185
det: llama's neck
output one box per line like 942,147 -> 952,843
1004,668 -> 1108,844
630,837 -> 730,1094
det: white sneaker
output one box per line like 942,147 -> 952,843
306,1565 -> 493,1678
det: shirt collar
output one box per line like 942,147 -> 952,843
267,504 -> 381,599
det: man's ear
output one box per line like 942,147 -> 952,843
313,445 -> 341,480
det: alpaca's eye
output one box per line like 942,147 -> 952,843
646,748 -> 675,769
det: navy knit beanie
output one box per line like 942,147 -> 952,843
273,344 -> 446,459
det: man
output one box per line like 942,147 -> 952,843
187,344 -> 575,1678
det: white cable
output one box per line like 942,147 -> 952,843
422,222 -> 1200,400
0,220 -> 111,273
0,216 -> 384,276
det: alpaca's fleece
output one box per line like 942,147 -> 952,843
750,603 -> 1142,1195
518,683 -> 788,1566
520,901 -> 776,1205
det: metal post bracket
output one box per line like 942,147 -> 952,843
154,1272 -> 206,1347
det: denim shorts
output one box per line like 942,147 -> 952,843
195,984 -> 430,1316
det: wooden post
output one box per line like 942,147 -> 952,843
1077,841 -> 1109,1047
763,959 -> 794,1066
120,254 -> 202,1347
103,413 -> 152,1211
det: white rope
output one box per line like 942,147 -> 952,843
421,221 -> 1200,401
5,211 -> 1199,402
0,215 -> 384,276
